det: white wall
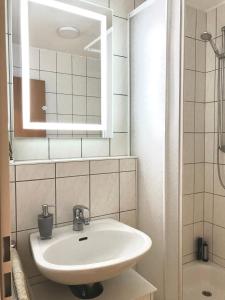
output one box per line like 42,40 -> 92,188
130,0 -> 182,299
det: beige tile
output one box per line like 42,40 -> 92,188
182,194 -> 194,225
91,173 -> 119,217
120,159 -> 136,172
92,213 -> 119,222
204,193 -> 213,223
217,3 -> 225,36
183,224 -> 194,255
120,210 -> 137,228
183,102 -> 194,132
206,72 -> 215,102
204,222 -> 213,252
183,253 -> 195,264
196,41 -> 206,72
194,222 -> 203,241
207,8 -> 216,38
195,103 -> 205,133
205,102 -> 214,132
214,195 -> 225,228
206,42 -> 216,72
205,163 -> 214,193
110,0 -> 134,18
120,171 -> 136,211
56,161 -> 89,177
183,164 -> 194,194
183,70 -> 195,101
184,37 -> 195,70
196,72 -> 205,102
90,160 -> 119,175
213,255 -> 225,268
10,183 -> 16,232
196,9 -> 207,40
194,163 -> 204,193
194,193 -> 204,222
213,225 -> 225,259
56,176 -> 89,223
214,164 -> 225,197
183,133 -> 194,164
195,134 -> 204,163
16,163 -> 55,181
205,133 -> 214,163
10,165 -> 15,182
17,230 -> 40,278
16,179 -> 55,231
185,5 -> 196,38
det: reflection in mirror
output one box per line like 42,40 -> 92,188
11,0 -> 112,138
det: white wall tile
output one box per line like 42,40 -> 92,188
40,71 -> 56,93
113,95 -> 128,132
120,171 -> 136,211
82,139 -> 109,157
87,78 -> 101,97
49,139 -> 81,159
73,75 -> 86,96
195,133 -> 204,163
56,176 -> 89,223
194,163 -> 204,193
196,72 -> 205,102
30,47 -> 39,70
57,73 -> 72,95
195,103 -> 205,133
87,58 -> 101,78
13,139 -> 49,161
196,41 -> 206,72
73,96 -> 86,116
113,17 -> 128,57
91,173 -> 119,217
46,93 -> 57,114
72,55 -> 86,76
113,56 -> 128,95
57,94 -> 73,115
87,97 -> 101,116
57,52 -> 72,74
40,49 -> 56,72
13,44 -> 21,68
16,163 -> 55,181
111,133 -> 129,156
196,9 -> 207,40
16,179 -> 55,230
205,163 -> 213,193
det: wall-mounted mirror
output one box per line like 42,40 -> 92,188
11,0 -> 112,138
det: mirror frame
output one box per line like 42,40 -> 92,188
20,0 -> 112,137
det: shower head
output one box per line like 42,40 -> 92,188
201,31 -> 220,57
200,32 -> 212,41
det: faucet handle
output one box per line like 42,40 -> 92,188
73,205 -> 89,211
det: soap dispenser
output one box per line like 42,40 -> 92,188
38,204 -> 53,240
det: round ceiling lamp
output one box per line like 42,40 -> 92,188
57,26 -> 80,39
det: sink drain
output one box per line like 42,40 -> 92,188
202,291 -> 212,297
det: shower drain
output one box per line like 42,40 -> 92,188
202,290 -> 212,297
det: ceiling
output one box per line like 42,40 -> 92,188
12,0 -> 112,56
187,0 -> 225,11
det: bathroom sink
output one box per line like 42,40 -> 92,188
30,219 -> 152,285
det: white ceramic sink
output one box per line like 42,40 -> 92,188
30,219 -> 152,285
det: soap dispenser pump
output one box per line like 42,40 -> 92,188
38,204 -> 53,240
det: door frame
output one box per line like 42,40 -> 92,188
0,0 -> 12,298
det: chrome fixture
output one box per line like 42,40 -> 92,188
201,28 -> 225,189
73,205 -> 90,231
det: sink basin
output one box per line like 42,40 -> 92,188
30,219 -> 152,285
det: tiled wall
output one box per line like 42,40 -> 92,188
13,44 -> 102,137
10,157 -> 137,283
204,4 -> 225,268
6,0 -> 145,161
182,5 -> 206,264
183,2 -> 225,269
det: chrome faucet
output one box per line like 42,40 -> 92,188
73,205 -> 90,231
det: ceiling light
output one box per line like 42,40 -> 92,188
57,26 -> 80,39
